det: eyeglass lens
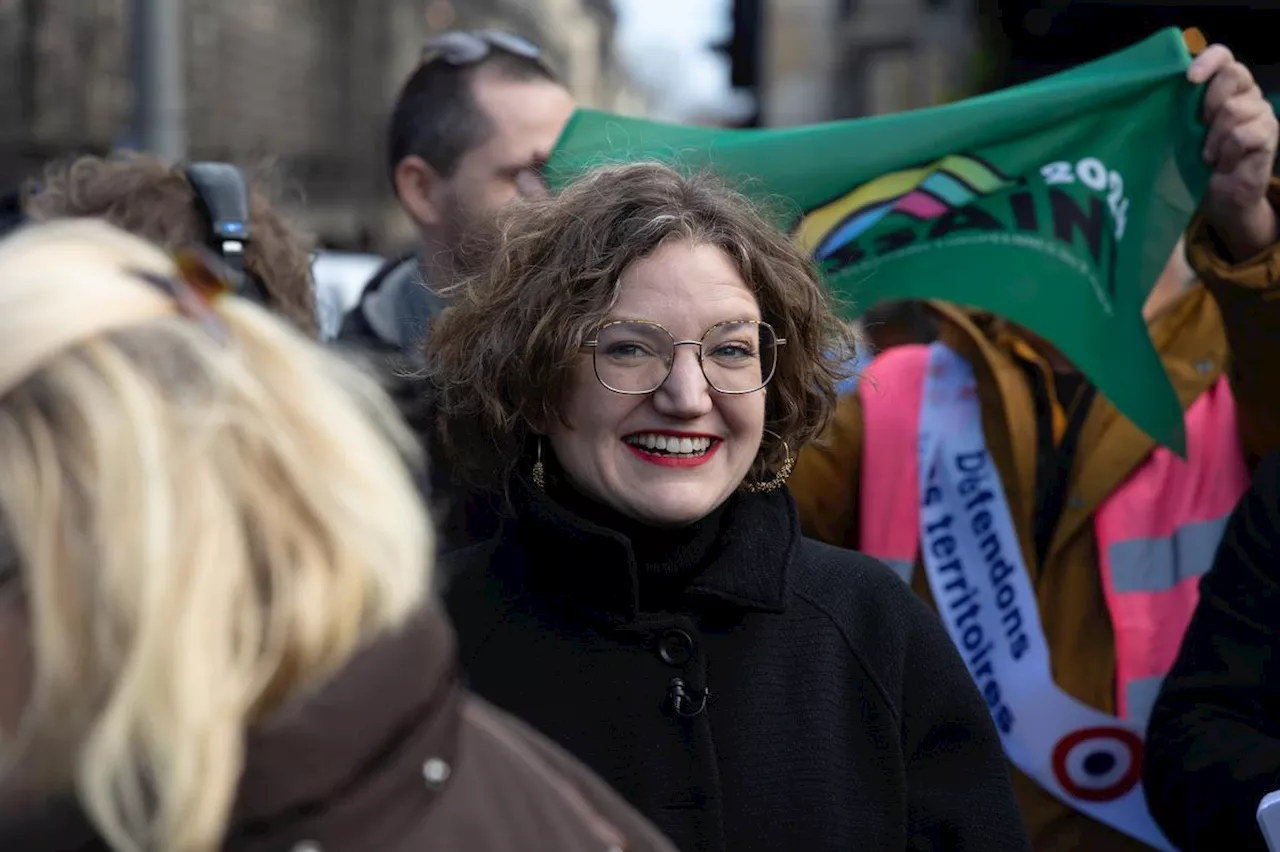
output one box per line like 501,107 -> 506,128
422,30 -> 541,66
422,32 -> 490,65
476,29 -> 542,59
592,321 -> 778,394
514,166 -> 550,199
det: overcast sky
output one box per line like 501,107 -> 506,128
610,0 -> 753,122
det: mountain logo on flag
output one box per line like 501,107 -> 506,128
794,154 -> 1012,261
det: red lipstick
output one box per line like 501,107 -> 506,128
623,432 -> 722,468
625,442 -> 721,468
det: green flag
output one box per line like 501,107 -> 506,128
546,28 -> 1210,453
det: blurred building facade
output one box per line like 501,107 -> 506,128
0,0 -> 645,250
769,1 -> 1280,124
763,0 -> 980,127
758,0 -> 1278,127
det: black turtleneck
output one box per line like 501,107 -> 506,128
493,464 -> 795,625
544,472 -> 734,611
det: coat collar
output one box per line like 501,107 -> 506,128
0,606 -> 465,852
503,474 -> 800,623
361,253 -> 439,352
226,606 -> 463,847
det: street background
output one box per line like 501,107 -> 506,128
1,0 -> 1276,253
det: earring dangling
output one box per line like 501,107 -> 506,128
742,438 -> 795,494
532,438 -> 547,491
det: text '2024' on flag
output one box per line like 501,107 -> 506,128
546,27 -> 1212,454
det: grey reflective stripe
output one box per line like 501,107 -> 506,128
880,557 -> 915,583
1105,515 -> 1229,593
1125,674 -> 1166,729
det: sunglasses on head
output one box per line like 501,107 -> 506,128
129,246 -> 236,344
420,29 -> 543,67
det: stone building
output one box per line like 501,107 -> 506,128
0,0 -> 644,249
442,0 -> 645,118
761,0 -> 1278,128
763,0 -> 980,127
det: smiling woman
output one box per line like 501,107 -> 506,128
431,162 -> 1034,852
429,164 -> 840,494
549,242 -> 776,526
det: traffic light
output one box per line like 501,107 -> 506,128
713,0 -> 764,125
726,0 -> 763,89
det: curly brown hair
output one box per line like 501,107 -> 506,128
428,161 -> 860,492
24,152 -> 317,335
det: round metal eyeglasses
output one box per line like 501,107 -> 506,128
582,320 -> 786,395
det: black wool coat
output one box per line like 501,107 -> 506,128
1144,450 -> 1280,852
443,478 -> 1032,852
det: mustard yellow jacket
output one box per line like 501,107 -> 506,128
790,198 -> 1280,852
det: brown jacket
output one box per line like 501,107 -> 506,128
0,606 -> 678,852
790,195 -> 1280,852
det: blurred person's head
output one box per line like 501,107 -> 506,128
429,162 -> 859,528
0,220 -> 429,851
23,153 -> 318,336
860,300 -> 939,353
387,30 -> 575,274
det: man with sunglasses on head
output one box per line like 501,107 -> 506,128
339,30 -> 573,359
338,29 -> 576,552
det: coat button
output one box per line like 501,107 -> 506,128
423,757 -> 452,789
658,629 -> 693,666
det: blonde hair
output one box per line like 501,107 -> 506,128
0,219 -> 431,851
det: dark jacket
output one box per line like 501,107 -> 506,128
334,254 -> 499,553
334,252 -> 439,447
1144,450 -> 1280,852
443,476 -> 1032,852
0,606 -> 678,852
337,252 -> 443,357
0,189 -> 25,238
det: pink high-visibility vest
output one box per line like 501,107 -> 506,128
857,343 -> 1250,726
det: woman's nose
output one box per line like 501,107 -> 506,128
654,347 -> 713,415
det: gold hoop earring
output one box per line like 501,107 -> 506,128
532,438 -> 547,491
742,437 -> 794,494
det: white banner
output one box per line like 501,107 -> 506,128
918,342 -> 1172,851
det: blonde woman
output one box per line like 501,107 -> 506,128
0,219 -> 676,852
